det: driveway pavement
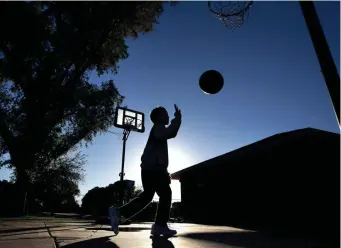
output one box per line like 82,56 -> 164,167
0,220 -> 327,248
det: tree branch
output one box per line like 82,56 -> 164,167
0,159 -> 11,167
44,128 -> 90,165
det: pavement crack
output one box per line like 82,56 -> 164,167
44,222 -> 59,248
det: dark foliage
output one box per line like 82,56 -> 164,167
81,180 -> 142,217
0,1 -> 174,214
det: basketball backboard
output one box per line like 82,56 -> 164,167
114,107 -> 145,133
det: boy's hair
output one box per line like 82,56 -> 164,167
150,106 -> 167,124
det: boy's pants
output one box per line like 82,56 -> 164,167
119,169 -> 172,226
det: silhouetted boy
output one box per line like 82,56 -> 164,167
109,104 -> 182,237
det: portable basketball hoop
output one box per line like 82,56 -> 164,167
113,107 -> 145,205
208,1 -> 253,29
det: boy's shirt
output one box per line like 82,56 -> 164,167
140,116 -> 181,171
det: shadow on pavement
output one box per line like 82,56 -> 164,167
62,236 -> 119,248
184,231 -> 331,248
182,231 -> 288,248
151,236 -> 175,248
58,235 -> 176,248
86,227 -> 151,232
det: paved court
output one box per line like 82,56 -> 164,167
0,220 -> 327,248
0,219 -> 55,248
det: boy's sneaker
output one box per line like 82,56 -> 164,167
151,224 -> 177,237
108,206 -> 119,234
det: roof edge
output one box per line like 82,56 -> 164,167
171,127 -> 339,180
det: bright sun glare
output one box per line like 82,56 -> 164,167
168,147 -> 192,174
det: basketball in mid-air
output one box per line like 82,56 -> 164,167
199,70 -> 224,95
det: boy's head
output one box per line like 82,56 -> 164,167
150,106 -> 169,125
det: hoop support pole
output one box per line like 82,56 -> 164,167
299,1 -> 340,128
119,128 -> 130,206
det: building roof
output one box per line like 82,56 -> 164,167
171,127 -> 339,180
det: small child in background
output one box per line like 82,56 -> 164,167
109,104 -> 182,237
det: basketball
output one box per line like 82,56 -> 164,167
199,70 -> 224,94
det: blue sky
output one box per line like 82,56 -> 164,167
1,1 -> 340,203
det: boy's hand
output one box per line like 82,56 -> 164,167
174,104 -> 181,119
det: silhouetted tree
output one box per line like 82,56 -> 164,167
59,196 -> 81,214
0,180 -> 18,216
31,152 -> 85,215
81,187 -> 106,217
81,182 -> 143,217
0,2 -> 173,213
3,152 -> 85,215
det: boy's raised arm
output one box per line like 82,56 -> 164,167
154,116 -> 181,140
154,104 -> 182,140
